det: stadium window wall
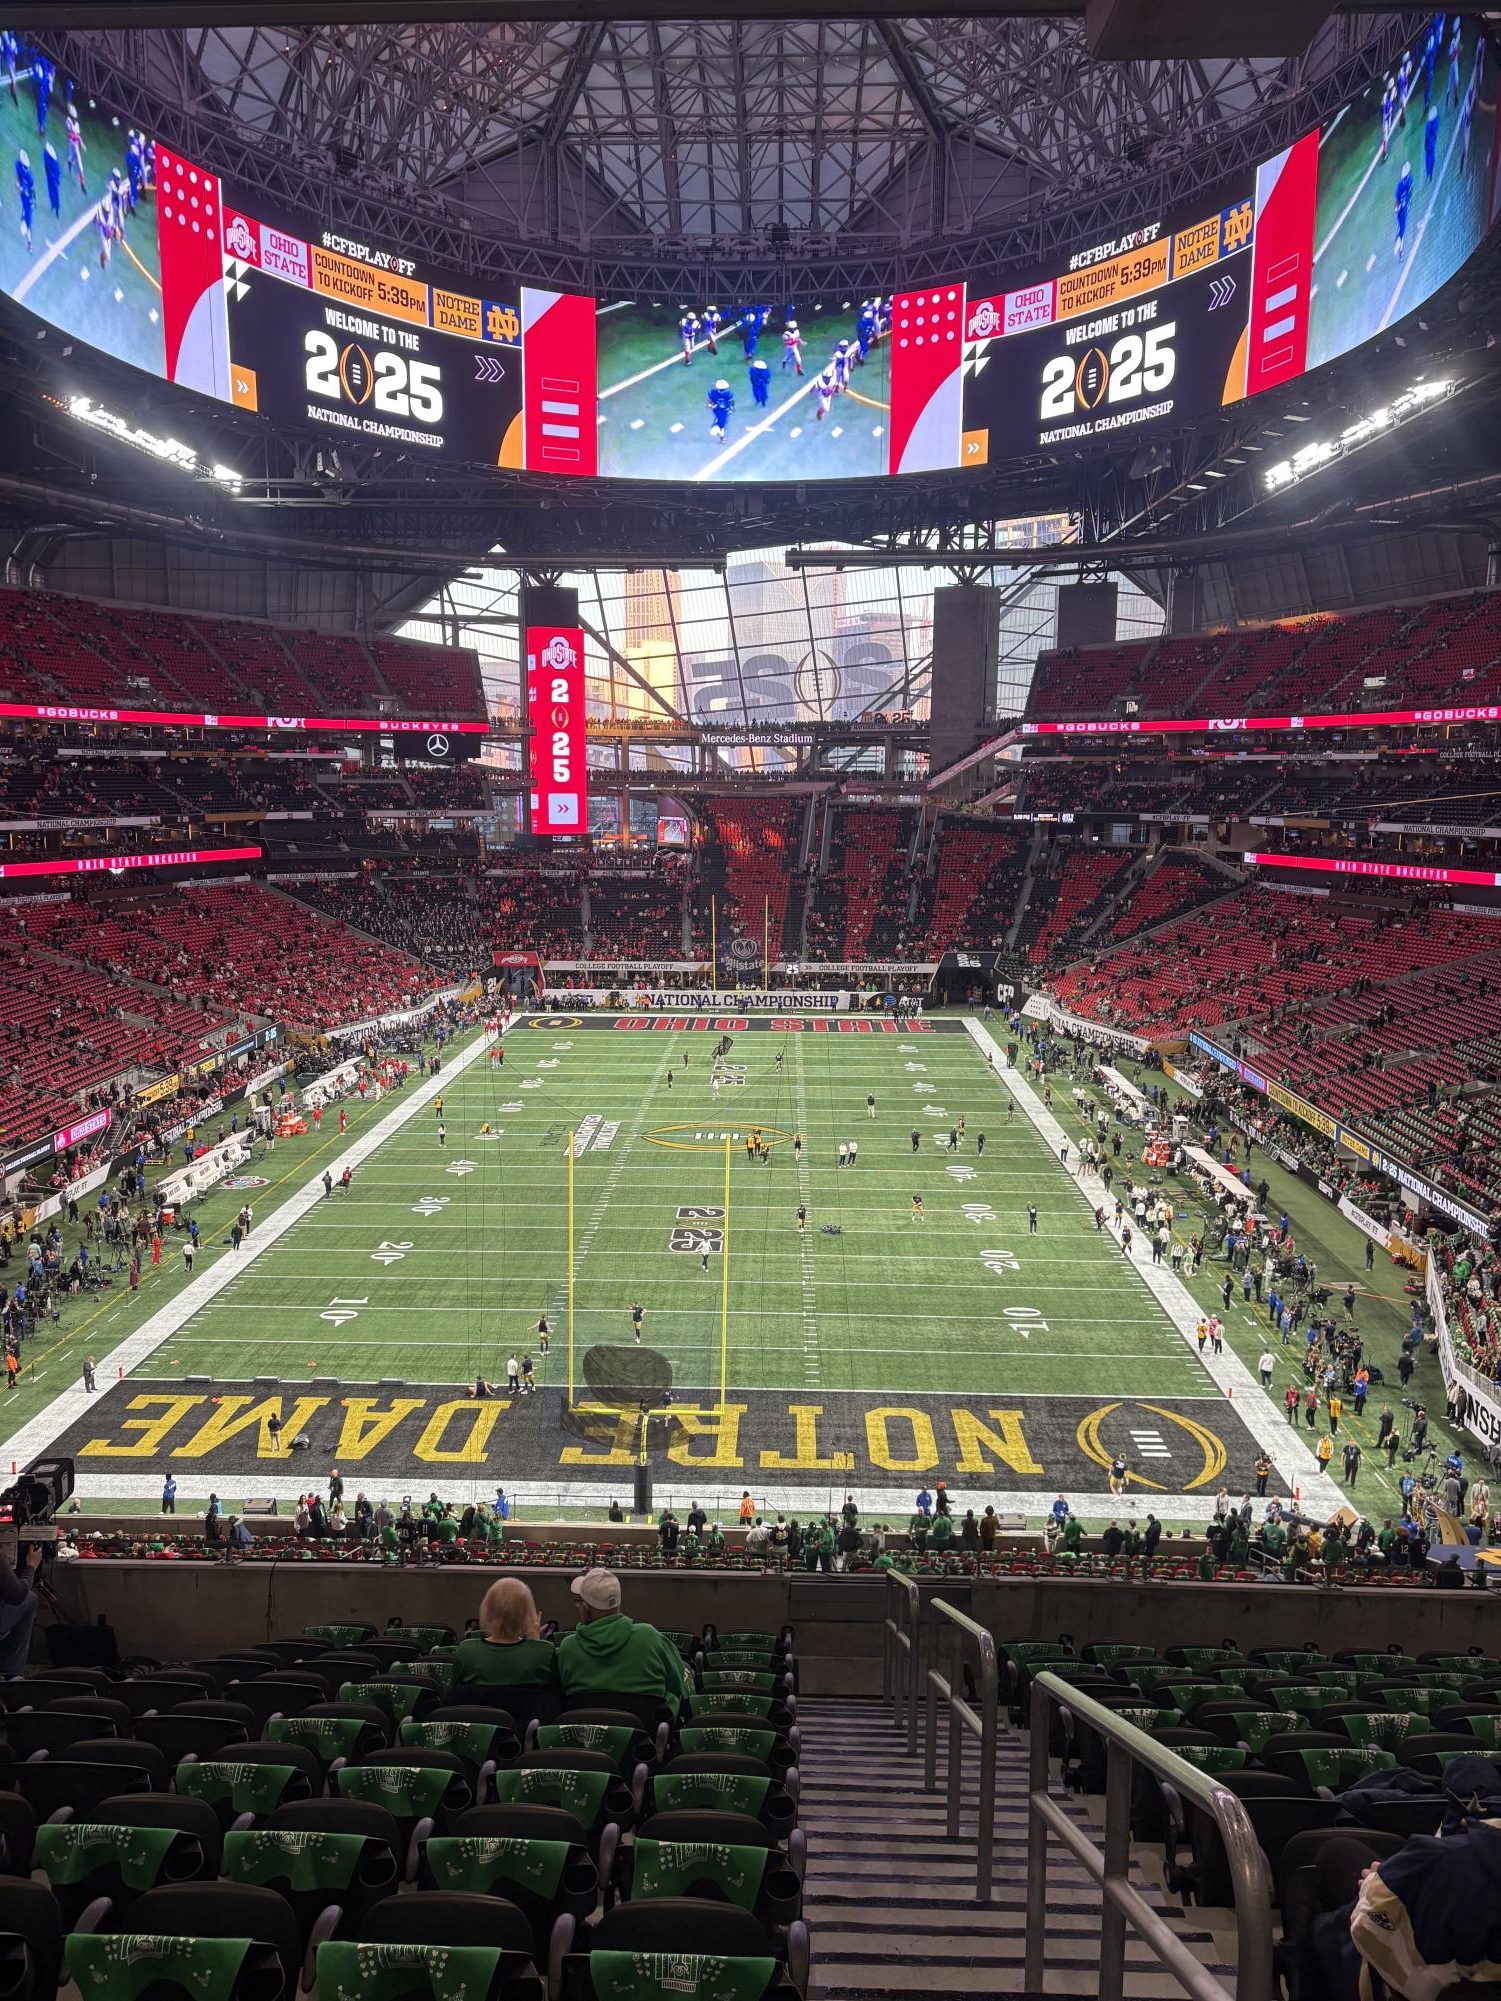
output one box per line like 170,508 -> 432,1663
396,551 -> 1163,760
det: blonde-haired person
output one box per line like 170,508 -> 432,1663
453,1577 -> 559,1695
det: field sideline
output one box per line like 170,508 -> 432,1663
4,1011 -> 1433,1521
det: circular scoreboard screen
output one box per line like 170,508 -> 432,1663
2,16 -> 1495,484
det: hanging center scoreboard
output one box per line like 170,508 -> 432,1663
4,16 -> 1496,484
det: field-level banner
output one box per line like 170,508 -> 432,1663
1189,1030 -> 1492,1235
1428,1256 -> 1501,1456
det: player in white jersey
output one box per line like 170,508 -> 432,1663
813,363 -> 836,419
701,305 -> 721,354
831,339 -> 853,391
679,310 -> 699,363
1381,75 -> 1397,159
781,321 -> 804,374
94,194 -> 114,268
66,110 -> 85,190
1448,14 -> 1464,105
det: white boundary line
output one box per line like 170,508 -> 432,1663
23,1017 -> 1340,1520
961,1018 -> 1345,1516
0,1024 -> 498,1474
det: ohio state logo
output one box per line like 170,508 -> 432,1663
224,213 -> 256,262
541,634 -> 576,672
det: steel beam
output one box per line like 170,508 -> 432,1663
23,1 -> 1457,21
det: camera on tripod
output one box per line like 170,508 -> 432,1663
0,1456 -> 74,1567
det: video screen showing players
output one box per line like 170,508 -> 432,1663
1307,12 -> 1498,370
0,35 -> 165,380
595,297 -> 892,482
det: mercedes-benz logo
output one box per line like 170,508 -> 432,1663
427,734 -> 450,757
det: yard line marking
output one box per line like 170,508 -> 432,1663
1381,94 -> 1471,331
545,1041 -> 674,1339
793,1040 -> 820,1387
0,1021 -> 501,1469
963,1016 -> 1345,1515
692,375 -> 818,480
14,198 -> 102,305
599,334 -> 722,400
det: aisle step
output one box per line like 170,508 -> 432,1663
796,1692 -> 1228,2001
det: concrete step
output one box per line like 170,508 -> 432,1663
797,1696 -> 1232,2001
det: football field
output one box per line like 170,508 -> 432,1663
596,301 -> 891,483
13,1014 -> 1357,1520
1307,20 -> 1497,370
0,61 -> 166,378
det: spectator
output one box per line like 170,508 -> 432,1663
555,1569 -> 687,1702
454,1578 -> 560,1694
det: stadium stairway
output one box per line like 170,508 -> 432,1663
1004,829 -> 1048,952
797,1695 -> 1225,2001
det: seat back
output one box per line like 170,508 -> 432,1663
425,1833 -> 598,1955
108,1881 -> 302,1995
34,1817 -> 215,1926
335,1752 -> 473,1832
400,1719 -> 520,1776
13,1761 -> 153,1823
1265,1746 -> 1396,1793
494,1755 -> 631,1838
174,1745 -> 320,1823
222,1825 -> 399,1944
0,1872 -> 63,2001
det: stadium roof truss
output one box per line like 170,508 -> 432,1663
50,15 -> 1393,283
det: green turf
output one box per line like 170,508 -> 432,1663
1307,21 -> 1496,369
0,61 -> 165,377
114,1024 -> 1212,1402
596,300 -> 890,483
5,1015 -> 1467,1518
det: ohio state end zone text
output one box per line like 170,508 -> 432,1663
52,1380 -> 1280,1495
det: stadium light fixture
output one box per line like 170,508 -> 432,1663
67,396 -> 244,492
1264,379 -> 1453,493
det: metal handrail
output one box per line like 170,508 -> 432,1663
922,1595 -> 998,1903
1025,1671 -> 1274,2001
881,1569 -> 921,1756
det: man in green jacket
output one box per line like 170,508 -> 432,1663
556,1569 -> 688,1703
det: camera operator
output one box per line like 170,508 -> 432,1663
0,1542 -> 43,1676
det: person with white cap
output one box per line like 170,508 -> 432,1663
556,1568 -> 689,1703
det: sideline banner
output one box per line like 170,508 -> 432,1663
326,986 -> 462,1040
1428,1259 -> 1501,1456
1338,1195 -> 1392,1252
1190,1031 -> 1492,1236
542,961 -> 935,979
1023,993 -> 1152,1056
600,988 -> 850,1012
